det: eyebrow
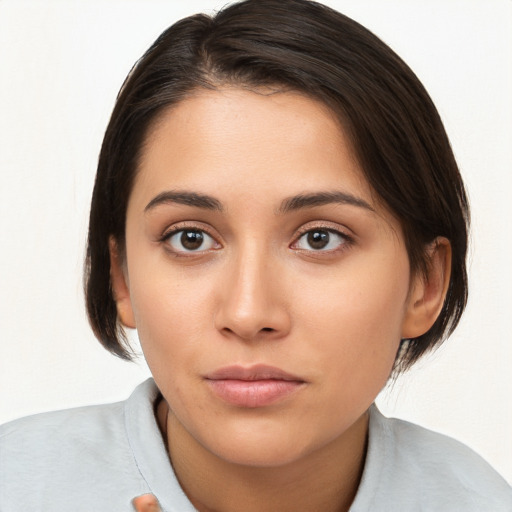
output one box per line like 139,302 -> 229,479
278,191 -> 374,214
144,190 -> 223,212
144,189 -> 374,215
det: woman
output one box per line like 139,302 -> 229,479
1,1 -> 511,510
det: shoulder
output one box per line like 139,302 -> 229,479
0,379 -> 160,510
351,406 -> 512,511
0,378 -> 158,450
0,399 -> 135,493
0,396 -> 127,459
0,397 -> 124,434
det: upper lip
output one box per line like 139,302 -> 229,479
205,364 -> 305,382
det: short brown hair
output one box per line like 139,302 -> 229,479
85,0 -> 469,370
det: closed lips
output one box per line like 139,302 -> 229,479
205,365 -> 306,408
204,364 -> 306,382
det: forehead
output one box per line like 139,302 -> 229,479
132,87 -> 374,210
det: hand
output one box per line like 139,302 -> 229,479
132,494 -> 162,512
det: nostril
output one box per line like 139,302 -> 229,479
261,327 -> 274,332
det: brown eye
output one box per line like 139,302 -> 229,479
307,230 -> 330,249
294,229 -> 348,252
181,230 -> 204,250
165,229 -> 217,253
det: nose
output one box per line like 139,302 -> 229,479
214,246 -> 291,342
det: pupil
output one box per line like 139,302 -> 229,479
307,230 -> 329,249
181,230 -> 204,250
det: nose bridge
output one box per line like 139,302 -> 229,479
216,237 -> 288,340
233,241 -> 269,313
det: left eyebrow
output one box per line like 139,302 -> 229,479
278,191 -> 375,214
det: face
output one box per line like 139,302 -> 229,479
114,88 -> 429,468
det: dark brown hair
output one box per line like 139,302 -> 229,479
85,0 -> 469,370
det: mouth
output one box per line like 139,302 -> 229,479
204,364 -> 306,408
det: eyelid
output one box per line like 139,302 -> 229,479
292,221 -> 354,240
159,221 -> 220,241
159,221 -> 223,256
157,220 -> 353,256
290,221 -> 355,253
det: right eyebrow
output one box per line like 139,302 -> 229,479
144,190 -> 224,213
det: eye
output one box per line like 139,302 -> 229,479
165,229 -> 218,253
293,229 -> 348,252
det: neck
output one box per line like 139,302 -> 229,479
157,399 -> 368,512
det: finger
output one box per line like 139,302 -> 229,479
132,493 -> 162,512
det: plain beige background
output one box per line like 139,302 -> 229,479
0,0 -> 511,483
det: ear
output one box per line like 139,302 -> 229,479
402,237 -> 451,339
109,237 -> 136,329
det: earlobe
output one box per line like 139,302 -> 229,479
109,237 -> 136,329
402,237 -> 452,339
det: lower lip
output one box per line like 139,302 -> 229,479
206,379 -> 304,408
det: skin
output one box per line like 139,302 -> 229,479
112,88 -> 450,512
133,494 -> 161,512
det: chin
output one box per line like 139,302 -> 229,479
197,419 -> 321,468
212,438 -> 311,468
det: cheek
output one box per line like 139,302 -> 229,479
294,250 -> 410,383
127,261 -> 215,373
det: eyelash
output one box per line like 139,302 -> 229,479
159,223 -> 220,257
158,222 -> 353,257
291,224 -> 353,255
